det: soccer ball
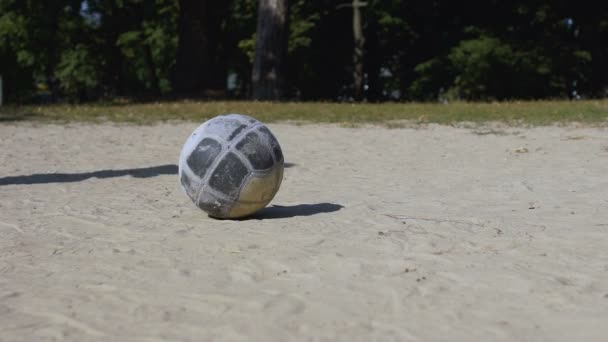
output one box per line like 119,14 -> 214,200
178,114 -> 284,218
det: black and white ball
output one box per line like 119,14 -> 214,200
179,114 -> 284,218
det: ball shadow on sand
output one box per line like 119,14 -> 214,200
249,203 -> 344,220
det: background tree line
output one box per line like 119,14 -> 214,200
1,0 -> 607,103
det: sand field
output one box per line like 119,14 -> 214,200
1,122 -> 607,341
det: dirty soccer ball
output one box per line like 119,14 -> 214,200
178,114 -> 284,219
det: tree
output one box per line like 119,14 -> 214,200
567,2 -> 608,97
252,0 -> 289,100
114,0 -> 178,96
337,0 -> 367,100
0,0 -> 99,102
1,0 -> 607,103
83,0 -> 179,98
284,0 -> 351,100
172,0 -> 230,96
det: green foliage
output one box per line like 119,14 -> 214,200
0,0 -> 607,102
0,11 -> 27,58
411,34 -> 563,101
237,34 -> 256,64
448,36 -> 513,98
55,45 -> 100,99
288,1 -> 319,54
0,6 -> 34,101
405,0 -> 607,101
409,58 -> 450,101
117,17 -> 178,94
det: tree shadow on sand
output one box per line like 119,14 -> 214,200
0,164 -> 178,186
250,203 -> 344,220
0,162 -> 298,187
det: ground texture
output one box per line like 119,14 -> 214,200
1,122 -> 607,341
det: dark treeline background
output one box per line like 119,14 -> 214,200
1,0 -> 607,103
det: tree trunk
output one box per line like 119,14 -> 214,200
173,0 -> 209,94
173,0 -> 210,95
144,44 -> 161,97
364,15 -> 381,102
352,0 -> 365,101
102,2 -> 131,97
173,0 -> 229,96
252,0 -> 289,100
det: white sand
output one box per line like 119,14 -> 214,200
0,122 -> 607,341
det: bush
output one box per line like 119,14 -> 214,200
410,34 -> 569,101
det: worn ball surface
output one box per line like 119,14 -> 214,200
178,114 -> 284,218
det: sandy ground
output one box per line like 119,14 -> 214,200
0,122 -> 607,341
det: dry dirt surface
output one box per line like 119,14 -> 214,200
1,122 -> 607,341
